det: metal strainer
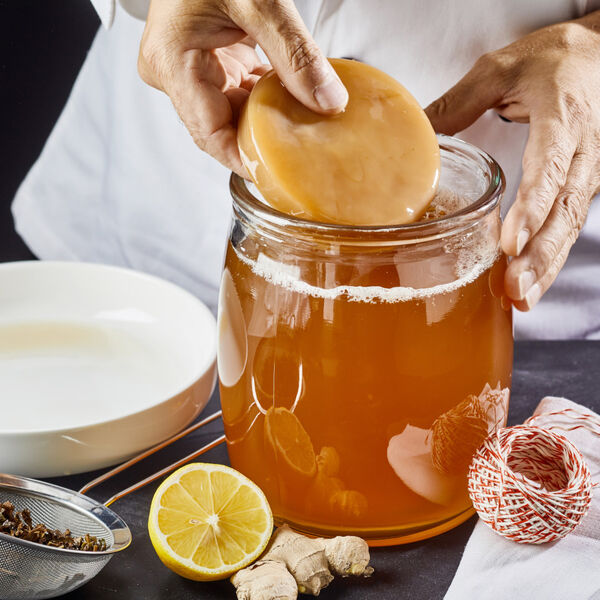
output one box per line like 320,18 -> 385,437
0,474 -> 129,599
0,410 -> 225,600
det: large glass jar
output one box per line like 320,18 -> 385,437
217,136 -> 513,545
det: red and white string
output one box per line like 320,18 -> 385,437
468,408 -> 599,544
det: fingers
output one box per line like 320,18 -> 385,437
171,66 -> 247,177
240,73 -> 261,92
226,87 -> 251,125
239,0 -> 348,114
425,54 -> 506,134
509,237 -> 571,313
501,119 -> 577,256
148,41 -> 263,176
219,43 -> 266,86
505,151 -> 593,310
139,0 -> 343,175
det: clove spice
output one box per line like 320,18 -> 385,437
0,500 -> 107,551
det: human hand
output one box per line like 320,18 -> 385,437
425,13 -> 600,311
138,0 -> 348,176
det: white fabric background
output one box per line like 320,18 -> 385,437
13,0 -> 600,334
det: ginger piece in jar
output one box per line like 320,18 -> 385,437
238,58 -> 440,226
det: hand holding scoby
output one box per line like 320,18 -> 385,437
138,0 -> 348,177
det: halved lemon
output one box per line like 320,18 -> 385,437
148,463 -> 273,581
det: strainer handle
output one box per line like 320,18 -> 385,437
78,410 -> 225,501
102,434 -> 226,506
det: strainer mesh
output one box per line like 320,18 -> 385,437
0,487 -> 114,600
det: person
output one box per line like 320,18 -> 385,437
13,0 -> 600,338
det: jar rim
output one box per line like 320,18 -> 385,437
230,134 -> 504,244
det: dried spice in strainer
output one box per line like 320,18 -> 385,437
0,500 -> 107,551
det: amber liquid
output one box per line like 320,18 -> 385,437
219,239 -> 513,543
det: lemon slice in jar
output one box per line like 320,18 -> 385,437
238,58 -> 440,226
264,407 -> 317,481
148,463 -> 273,581
263,407 -> 318,511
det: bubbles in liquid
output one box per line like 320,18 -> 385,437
236,187 -> 499,304
420,186 -> 467,221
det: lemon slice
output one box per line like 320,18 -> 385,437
265,407 -> 317,480
148,463 -> 273,581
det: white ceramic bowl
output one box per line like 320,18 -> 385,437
0,261 -> 217,478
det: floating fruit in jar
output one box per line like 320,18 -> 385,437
264,407 -> 317,483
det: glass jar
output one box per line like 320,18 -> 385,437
217,136 -> 513,545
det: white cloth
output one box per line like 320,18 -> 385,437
445,396 -> 600,600
89,0 -> 147,27
13,4 -> 232,312
12,1 -> 600,335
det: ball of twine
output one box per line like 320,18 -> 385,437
431,394 -> 490,475
469,422 -> 593,544
431,384 -> 509,475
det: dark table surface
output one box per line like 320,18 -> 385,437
45,341 -> 600,600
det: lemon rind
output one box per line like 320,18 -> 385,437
148,462 -> 273,580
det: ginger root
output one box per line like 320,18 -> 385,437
231,559 -> 297,600
318,535 -> 373,578
264,525 -> 334,595
306,447 -> 368,520
328,490 -> 368,519
231,525 -> 373,599
316,447 -> 340,477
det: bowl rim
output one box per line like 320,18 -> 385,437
0,260 -> 217,436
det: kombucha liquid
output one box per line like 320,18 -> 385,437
218,211 -> 513,543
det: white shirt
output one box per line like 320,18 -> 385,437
12,0 -> 600,337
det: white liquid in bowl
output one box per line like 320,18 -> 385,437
0,320 -> 194,431
0,261 -> 217,477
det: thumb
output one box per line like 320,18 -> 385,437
240,0 -> 348,114
425,55 -> 505,134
